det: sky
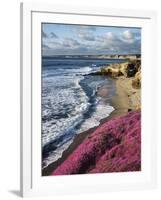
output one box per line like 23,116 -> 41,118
42,23 -> 141,56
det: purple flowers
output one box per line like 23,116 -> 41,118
52,111 -> 141,175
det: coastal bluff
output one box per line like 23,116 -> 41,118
52,111 -> 141,175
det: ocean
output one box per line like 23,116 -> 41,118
42,57 -> 125,168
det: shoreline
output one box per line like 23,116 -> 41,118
42,59 -> 141,176
42,78 -> 131,176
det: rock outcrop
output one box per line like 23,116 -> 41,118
95,59 -> 141,79
132,70 -> 141,89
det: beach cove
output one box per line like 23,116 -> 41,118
42,58 -> 141,176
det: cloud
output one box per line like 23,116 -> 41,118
43,37 -> 83,55
95,30 -> 141,54
77,32 -> 95,41
122,30 -> 133,39
50,32 -> 58,38
42,44 -> 51,51
62,38 -> 80,48
42,31 -> 48,38
121,30 -> 135,43
96,32 -> 121,48
105,32 -> 117,40
96,32 -> 117,42
75,25 -> 96,41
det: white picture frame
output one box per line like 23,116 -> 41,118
20,2 -> 157,197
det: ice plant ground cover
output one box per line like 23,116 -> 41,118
52,110 -> 141,175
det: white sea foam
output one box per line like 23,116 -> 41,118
42,65 -> 94,168
76,99 -> 114,134
42,75 -> 90,147
43,140 -> 74,168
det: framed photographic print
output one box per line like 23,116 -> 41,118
20,2 -> 157,197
